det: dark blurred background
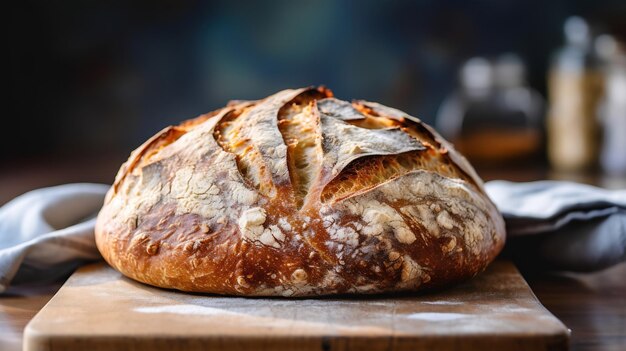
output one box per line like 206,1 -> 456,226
4,0 -> 626,203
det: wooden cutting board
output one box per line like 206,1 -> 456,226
24,261 -> 569,351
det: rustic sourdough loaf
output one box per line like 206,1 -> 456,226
95,87 -> 505,296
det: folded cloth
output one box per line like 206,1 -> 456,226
485,180 -> 626,272
0,184 -> 109,292
0,181 -> 624,292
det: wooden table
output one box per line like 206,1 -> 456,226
3,263 -> 624,351
1,156 -> 625,351
22,261 -> 570,351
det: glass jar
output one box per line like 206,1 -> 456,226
546,16 -> 604,171
436,55 -> 543,165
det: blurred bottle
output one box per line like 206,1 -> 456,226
436,55 -> 543,165
597,36 -> 626,175
546,16 -> 603,172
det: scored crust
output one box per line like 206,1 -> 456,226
95,87 -> 505,297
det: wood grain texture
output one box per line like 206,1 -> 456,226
24,261 -> 568,351
528,262 -> 626,351
0,284 -> 62,351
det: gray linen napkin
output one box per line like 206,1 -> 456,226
0,184 -> 108,292
485,180 -> 626,272
0,181 -> 624,292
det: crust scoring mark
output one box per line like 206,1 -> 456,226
214,107 -> 276,197
320,152 -> 445,203
109,108 -> 224,199
317,97 -> 365,121
318,115 -> 426,181
277,95 -> 325,209
355,99 -> 486,191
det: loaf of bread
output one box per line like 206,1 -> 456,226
95,87 -> 505,296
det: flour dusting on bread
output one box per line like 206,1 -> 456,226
95,87 -> 505,296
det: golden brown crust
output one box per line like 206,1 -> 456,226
95,87 -> 505,297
